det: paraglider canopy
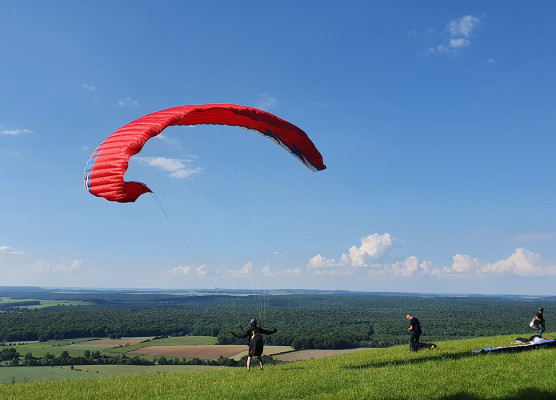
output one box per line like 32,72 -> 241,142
84,104 -> 326,203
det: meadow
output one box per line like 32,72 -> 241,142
1,332 -> 554,399
0,298 -> 92,309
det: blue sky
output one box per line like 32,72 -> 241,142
1,1 -> 556,295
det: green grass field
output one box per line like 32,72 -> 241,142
1,332 -> 554,399
0,365 -> 229,384
0,298 -> 93,309
7,339 -> 102,358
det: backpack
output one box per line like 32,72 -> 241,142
530,318 -> 538,329
251,328 -> 263,343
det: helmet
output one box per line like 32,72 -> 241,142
539,307 -> 544,311
250,319 -> 257,326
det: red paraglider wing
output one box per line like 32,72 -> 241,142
84,104 -> 326,202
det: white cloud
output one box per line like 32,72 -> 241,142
452,254 -> 482,273
309,234 -> 393,272
31,259 -> 83,274
1,128 -> 32,136
82,83 -> 96,91
344,233 -> 393,267
134,156 -> 203,179
368,256 -> 429,278
431,248 -> 556,278
308,253 -> 338,269
428,15 -> 481,55
168,265 -> 192,275
390,256 -> 421,277
117,97 -> 139,107
0,246 -> 24,255
196,264 -> 209,276
447,15 -> 481,38
307,233 -> 556,281
256,94 -> 277,111
479,248 -> 556,277
229,261 -> 253,278
308,234 -> 398,276
155,133 -> 180,146
431,254 -> 482,277
449,38 -> 470,49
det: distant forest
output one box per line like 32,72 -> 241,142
1,287 -> 554,349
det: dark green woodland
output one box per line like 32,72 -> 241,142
1,287 -> 553,350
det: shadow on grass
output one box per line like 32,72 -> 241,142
344,350 -> 471,369
345,343 -> 556,370
442,388 -> 555,400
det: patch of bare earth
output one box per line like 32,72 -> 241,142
129,345 -> 246,360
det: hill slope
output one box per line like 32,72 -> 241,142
1,333 -> 555,399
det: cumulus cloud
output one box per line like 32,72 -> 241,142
344,233 -> 393,266
431,254 -> 482,277
431,248 -> 556,278
1,128 -> 32,136
367,256 -> 430,278
0,246 -> 24,255
134,156 -> 203,178
229,261 -> 253,278
196,264 -> 210,276
166,264 -> 219,278
308,234 -> 394,272
307,253 -> 338,270
168,265 -> 192,275
428,15 -> 481,55
479,248 -> 556,277
307,232 -> 556,281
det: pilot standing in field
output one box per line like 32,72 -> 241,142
406,314 -> 422,352
533,307 -> 545,337
232,319 -> 277,370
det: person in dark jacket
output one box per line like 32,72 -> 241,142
406,314 -> 422,352
533,307 -> 545,337
232,319 -> 277,370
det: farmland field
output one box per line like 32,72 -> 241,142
0,298 -> 93,309
2,336 -> 221,359
7,339 -> 100,358
129,345 -> 246,359
74,338 -> 154,346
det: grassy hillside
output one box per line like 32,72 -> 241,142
1,332 -> 554,399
